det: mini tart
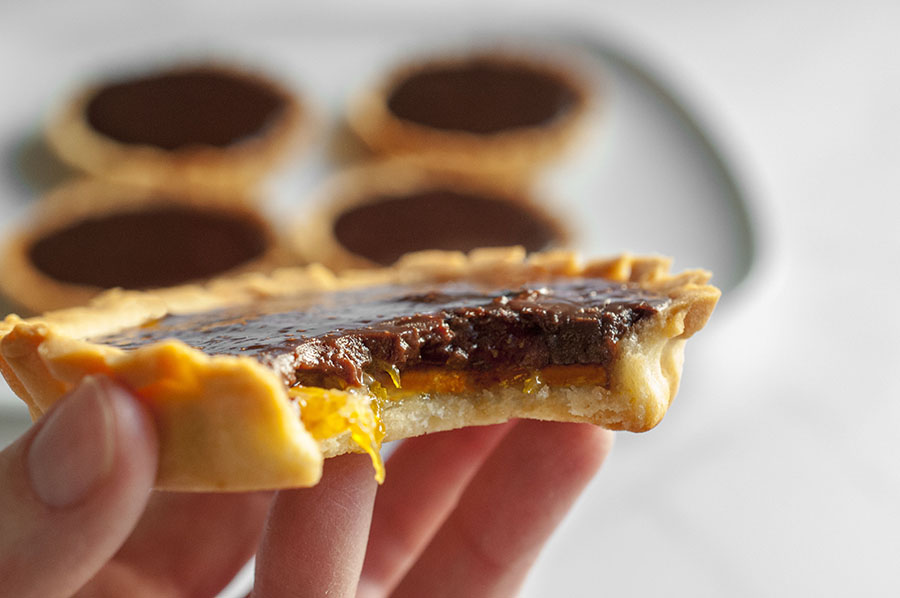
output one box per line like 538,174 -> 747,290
0,179 -> 291,313
46,64 -> 306,191
347,52 -> 592,179
0,248 -> 719,491
293,162 -> 568,270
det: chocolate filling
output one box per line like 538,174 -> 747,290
29,204 -> 268,289
94,279 -> 668,388
86,67 -> 287,150
333,189 -> 563,266
387,60 -> 578,134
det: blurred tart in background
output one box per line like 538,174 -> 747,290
0,179 -> 292,313
347,51 -> 592,179
46,64 -> 307,191
292,161 -> 568,270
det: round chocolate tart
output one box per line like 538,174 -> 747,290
0,180 -> 290,313
46,64 -> 306,191
347,52 -> 591,179
293,162 -> 567,270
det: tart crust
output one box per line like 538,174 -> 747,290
0,179 -> 292,314
292,161 -> 568,270
0,249 -> 719,491
346,52 -> 592,180
46,64 -> 307,191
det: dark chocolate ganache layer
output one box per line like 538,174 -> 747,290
86,67 -> 287,150
93,279 -> 669,388
387,59 -> 578,134
333,189 -> 563,266
29,204 -> 268,289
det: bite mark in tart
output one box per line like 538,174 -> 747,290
0,179 -> 289,313
0,249 -> 719,491
347,52 -> 592,179
294,163 -> 567,270
46,64 -> 306,190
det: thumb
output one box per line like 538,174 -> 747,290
0,375 -> 158,598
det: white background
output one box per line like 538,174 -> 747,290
2,1 -> 899,596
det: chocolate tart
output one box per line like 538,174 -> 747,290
46,64 -> 306,190
0,179 -> 290,313
0,248 -> 719,491
294,162 -> 567,270
347,52 -> 591,178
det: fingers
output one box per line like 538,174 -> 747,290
358,423 -> 513,597
253,453 -> 378,598
0,376 -> 158,598
390,420 -> 614,598
78,491 -> 273,597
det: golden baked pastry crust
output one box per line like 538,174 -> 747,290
0,249 -> 719,491
292,161 -> 568,270
46,64 -> 307,191
346,52 -> 592,180
0,179 -> 292,314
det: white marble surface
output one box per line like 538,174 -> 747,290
1,1 -> 898,596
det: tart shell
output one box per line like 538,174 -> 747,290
0,249 -> 719,491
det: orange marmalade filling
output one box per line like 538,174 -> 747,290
289,386 -> 386,483
393,364 -> 608,395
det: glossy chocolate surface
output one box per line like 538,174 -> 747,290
86,67 -> 287,150
333,189 -> 563,266
387,59 -> 578,134
29,204 -> 268,289
94,279 -> 669,387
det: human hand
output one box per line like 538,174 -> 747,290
0,376 -> 613,597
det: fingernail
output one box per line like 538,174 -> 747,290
27,376 -> 116,508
